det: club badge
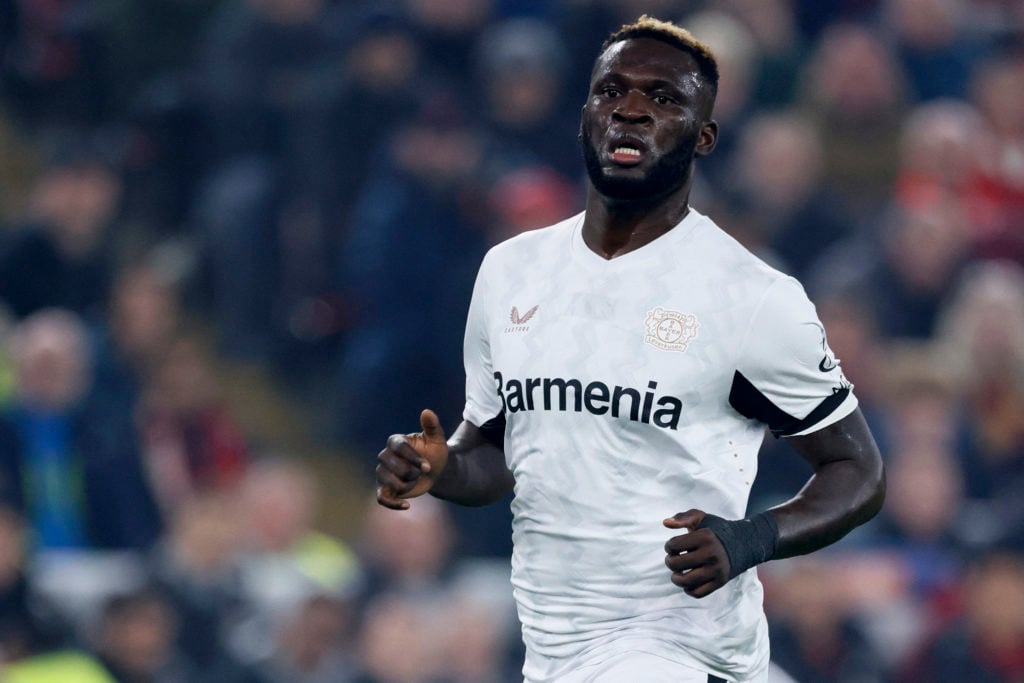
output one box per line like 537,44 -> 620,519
644,308 -> 699,352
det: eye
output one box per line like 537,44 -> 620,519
601,86 -> 622,98
653,94 -> 676,106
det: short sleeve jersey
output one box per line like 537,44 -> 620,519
462,209 -> 857,682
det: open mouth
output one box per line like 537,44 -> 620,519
608,137 -> 646,166
611,146 -> 642,164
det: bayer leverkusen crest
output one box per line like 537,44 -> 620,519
644,308 -> 699,352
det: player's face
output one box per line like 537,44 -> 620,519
580,38 -> 717,201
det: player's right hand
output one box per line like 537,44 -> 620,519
376,409 -> 449,510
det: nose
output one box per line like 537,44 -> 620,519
612,90 -> 652,125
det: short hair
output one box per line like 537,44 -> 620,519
600,15 -> 719,97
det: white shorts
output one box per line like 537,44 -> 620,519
540,651 -> 758,683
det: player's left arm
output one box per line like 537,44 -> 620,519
766,406 -> 884,557
665,277 -> 885,598
664,411 -> 883,597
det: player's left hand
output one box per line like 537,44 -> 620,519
663,509 -> 731,598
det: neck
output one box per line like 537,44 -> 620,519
581,180 -> 693,260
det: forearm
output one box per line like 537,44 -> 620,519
768,412 -> 886,559
430,421 -> 514,506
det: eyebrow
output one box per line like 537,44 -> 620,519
594,73 -> 687,95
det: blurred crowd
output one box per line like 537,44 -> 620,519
0,0 -> 1023,681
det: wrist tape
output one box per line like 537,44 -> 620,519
698,511 -> 779,580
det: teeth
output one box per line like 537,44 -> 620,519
614,146 -> 641,156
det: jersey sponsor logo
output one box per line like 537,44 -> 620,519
493,372 -> 683,430
506,305 -> 538,333
644,308 -> 699,352
510,305 -> 538,325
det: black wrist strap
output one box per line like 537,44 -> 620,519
698,511 -> 779,580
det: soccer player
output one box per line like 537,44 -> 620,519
375,16 -> 885,683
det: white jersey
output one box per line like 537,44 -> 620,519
461,208 -> 857,682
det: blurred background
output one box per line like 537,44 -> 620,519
0,0 -> 1022,681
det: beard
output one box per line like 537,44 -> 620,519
581,125 -> 697,201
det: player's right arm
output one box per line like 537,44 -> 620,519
377,248 -> 514,510
376,411 -> 513,510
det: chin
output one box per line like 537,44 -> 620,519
590,168 -> 678,201
594,179 -> 656,201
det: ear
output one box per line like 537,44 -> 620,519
695,119 -> 718,157
578,103 -> 587,141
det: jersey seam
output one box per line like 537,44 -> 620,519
476,249 -> 494,363
465,250 -> 497,427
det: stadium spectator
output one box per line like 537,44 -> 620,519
902,550 -> 1024,682
884,0 -> 979,100
474,18 -> 580,178
0,503 -> 71,664
873,415 -> 967,593
355,494 -> 460,614
260,594 -> 357,683
0,144 -> 122,321
936,260 -> 1024,548
195,0 -> 341,165
0,309 -> 160,549
0,0 -> 110,127
894,99 -> 1005,243
404,0 -> 494,84
486,165 -> 580,244
439,592 -> 521,683
89,264 -> 183,464
766,558 -> 889,683
136,336 -> 249,513
239,458 -> 360,598
147,491 -> 257,682
828,195 -> 970,339
732,111 -> 853,280
722,0 -> 805,107
968,54 -> 1024,263
861,397 -> 971,670
802,23 -> 910,218
91,588 -> 195,683
351,592 -> 448,683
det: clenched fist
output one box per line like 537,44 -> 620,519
663,509 -> 731,598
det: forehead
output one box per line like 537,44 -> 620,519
592,37 -> 701,86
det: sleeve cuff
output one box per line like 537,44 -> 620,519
785,391 -> 859,438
